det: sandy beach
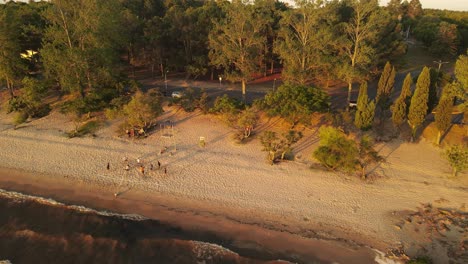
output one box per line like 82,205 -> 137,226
0,106 -> 466,263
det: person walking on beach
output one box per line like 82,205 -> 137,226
125,164 -> 130,171
136,158 -> 141,164
164,167 -> 167,175
140,166 -> 145,176
150,163 -> 153,170
157,161 -> 161,169
107,162 -> 110,170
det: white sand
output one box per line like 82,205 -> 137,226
0,107 -> 466,262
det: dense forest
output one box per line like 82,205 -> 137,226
0,0 -> 467,128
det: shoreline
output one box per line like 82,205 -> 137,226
1,107 -> 466,263
0,166 -> 380,264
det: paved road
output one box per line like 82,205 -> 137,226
140,67 -> 441,111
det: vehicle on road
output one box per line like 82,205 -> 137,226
171,91 -> 184,98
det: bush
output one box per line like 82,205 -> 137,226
313,127 -> 358,173
210,94 -> 244,126
122,89 -> 163,132
444,145 -> 468,177
408,256 -> 432,264
260,130 -> 303,164
257,84 -> 330,126
14,111 -> 29,125
66,120 -> 100,138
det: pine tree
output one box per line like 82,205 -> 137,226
355,82 -> 375,130
391,73 -> 413,129
376,61 -> 396,124
408,67 -> 430,141
434,92 -> 453,145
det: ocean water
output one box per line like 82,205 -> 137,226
0,189 -> 296,264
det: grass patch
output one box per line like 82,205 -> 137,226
66,120 -> 100,138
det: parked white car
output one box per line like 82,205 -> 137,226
171,91 -> 184,98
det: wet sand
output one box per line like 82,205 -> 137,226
0,167 -> 378,264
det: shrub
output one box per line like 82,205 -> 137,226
258,84 -> 330,126
122,89 -> 163,132
313,127 -> 358,173
14,111 -> 29,125
260,130 -> 303,164
444,145 -> 468,177
66,120 -> 100,138
210,94 -> 244,126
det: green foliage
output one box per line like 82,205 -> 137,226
338,0 -> 392,105
209,0 -> 267,98
260,130 -> 303,164
210,94 -> 244,125
41,0 -> 126,97
236,107 -> 259,140
13,111 -> 29,125
66,120 -> 100,138
408,256 -> 432,264
259,84 -> 330,126
7,77 -> 51,120
354,82 -> 375,130
357,135 -> 383,179
313,127 -> 358,173
275,2 -> 337,85
376,61 -> 396,121
444,145 -> 468,177
408,67 -> 430,141
392,73 -> 413,129
0,4 -> 27,96
174,88 -> 210,113
434,93 -> 453,145
123,89 -> 163,131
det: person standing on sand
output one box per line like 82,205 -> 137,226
107,162 -> 110,170
125,164 -> 130,171
164,167 -> 167,175
157,161 -> 161,169
150,163 -> 153,170
140,166 -> 145,176
137,158 -> 141,164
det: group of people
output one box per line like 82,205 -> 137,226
107,157 -> 167,176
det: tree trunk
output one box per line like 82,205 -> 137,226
210,68 -> 214,81
270,60 -> 274,75
6,78 -> 14,98
347,81 -> 352,111
241,79 -> 246,103
452,167 -> 457,177
151,63 -> 155,79
411,125 -> 417,142
436,131 -> 441,145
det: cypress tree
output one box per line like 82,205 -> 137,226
391,97 -> 407,129
377,62 -> 396,124
434,90 -> 453,145
391,73 -> 413,130
408,67 -> 430,141
401,73 -> 413,102
355,82 -> 375,130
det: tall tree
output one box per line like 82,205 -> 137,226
387,0 -> 402,17
0,4 -> 26,98
376,61 -> 396,124
408,66 -> 430,141
434,91 -> 453,145
41,0 -> 125,98
407,0 -> 422,19
354,82 -> 375,130
338,0 -> 388,107
275,0 -> 336,85
209,0 -> 267,101
391,73 -> 412,130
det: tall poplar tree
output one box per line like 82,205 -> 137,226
354,82 -> 375,130
391,73 -> 412,130
408,66 -> 430,141
209,0 -> 267,101
376,61 -> 396,123
434,92 -> 453,145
